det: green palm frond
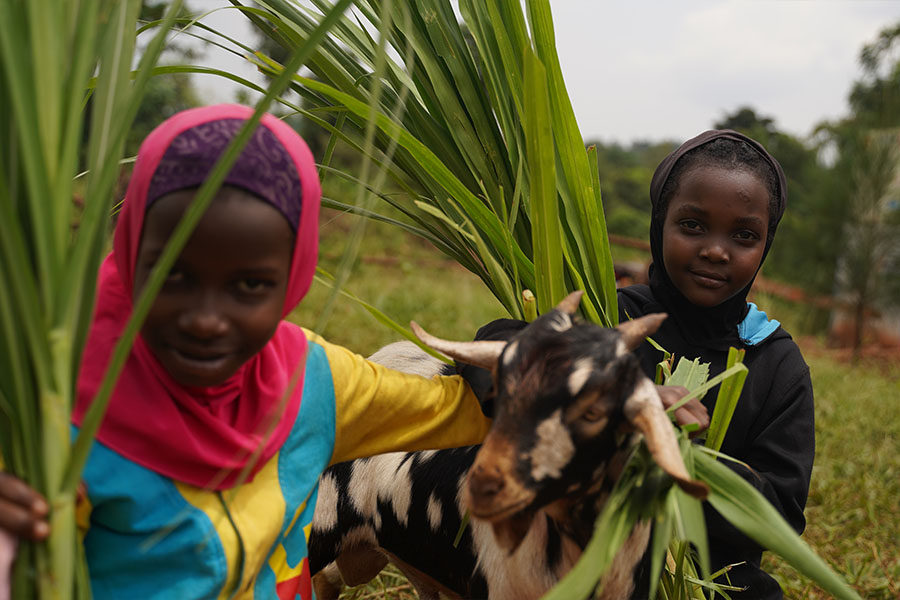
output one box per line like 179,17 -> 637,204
0,1 -> 181,596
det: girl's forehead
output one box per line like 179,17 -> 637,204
682,163 -> 765,186
142,186 -> 295,254
670,167 -> 770,220
681,166 -> 768,198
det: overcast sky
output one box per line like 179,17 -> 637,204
191,1 -> 899,145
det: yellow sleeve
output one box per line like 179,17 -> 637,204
303,329 -> 492,465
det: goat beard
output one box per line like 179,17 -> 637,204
490,509 -> 537,554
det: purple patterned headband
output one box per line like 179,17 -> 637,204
146,118 -> 302,230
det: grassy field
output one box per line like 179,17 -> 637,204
293,204 -> 900,599
764,353 -> 900,599
291,205 -> 509,354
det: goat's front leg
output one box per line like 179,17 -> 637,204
311,562 -> 345,600
312,545 -> 390,600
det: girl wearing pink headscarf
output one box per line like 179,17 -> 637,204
0,105 -> 489,599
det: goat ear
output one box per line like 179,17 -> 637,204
616,313 -> 667,351
554,290 -> 584,315
490,510 -> 536,555
624,379 -> 709,499
410,321 -> 505,370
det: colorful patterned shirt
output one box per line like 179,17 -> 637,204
75,330 -> 491,599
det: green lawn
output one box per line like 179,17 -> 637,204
294,206 -> 900,599
765,354 -> 900,599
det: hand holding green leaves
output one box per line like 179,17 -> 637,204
0,473 -> 49,542
656,385 -> 709,438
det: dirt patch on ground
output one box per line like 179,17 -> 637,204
797,335 -> 900,377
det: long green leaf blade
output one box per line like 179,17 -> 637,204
694,450 -> 861,599
705,348 -> 748,451
523,47 -> 565,313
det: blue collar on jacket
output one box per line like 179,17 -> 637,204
738,302 -> 781,346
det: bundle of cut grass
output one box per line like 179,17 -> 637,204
0,1 -> 182,596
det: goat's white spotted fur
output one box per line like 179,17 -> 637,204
530,409 -> 575,481
567,357 -> 594,397
426,493 -> 443,532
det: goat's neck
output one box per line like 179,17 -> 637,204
541,487 -> 607,551
541,439 -> 639,551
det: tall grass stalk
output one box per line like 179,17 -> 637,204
176,1 -> 859,597
0,1 -> 180,596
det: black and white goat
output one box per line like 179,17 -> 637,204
309,292 -> 707,600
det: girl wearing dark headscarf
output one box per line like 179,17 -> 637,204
0,105 -> 492,599
618,130 -> 815,599
458,129 -> 813,598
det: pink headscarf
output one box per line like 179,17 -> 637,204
72,105 -> 321,489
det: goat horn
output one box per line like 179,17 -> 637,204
410,321 -> 506,370
555,290 -> 584,315
625,379 -> 709,499
616,313 -> 667,351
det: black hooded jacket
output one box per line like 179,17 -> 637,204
618,285 -> 814,599
625,129 -> 814,598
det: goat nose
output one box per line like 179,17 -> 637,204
468,463 -> 506,499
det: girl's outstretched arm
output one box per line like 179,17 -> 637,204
305,330 -> 491,465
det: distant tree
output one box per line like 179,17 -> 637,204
589,139 -> 676,241
816,21 -> 900,357
838,130 -> 900,357
127,69 -> 201,154
850,22 -> 900,129
126,2 -> 202,155
716,106 -> 777,138
239,3 -> 336,161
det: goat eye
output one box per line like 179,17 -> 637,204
582,406 -> 606,422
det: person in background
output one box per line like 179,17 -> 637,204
460,129 -> 813,599
617,129 -> 814,598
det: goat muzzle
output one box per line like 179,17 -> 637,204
468,463 -> 506,498
465,434 -> 535,522
467,452 -> 538,554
